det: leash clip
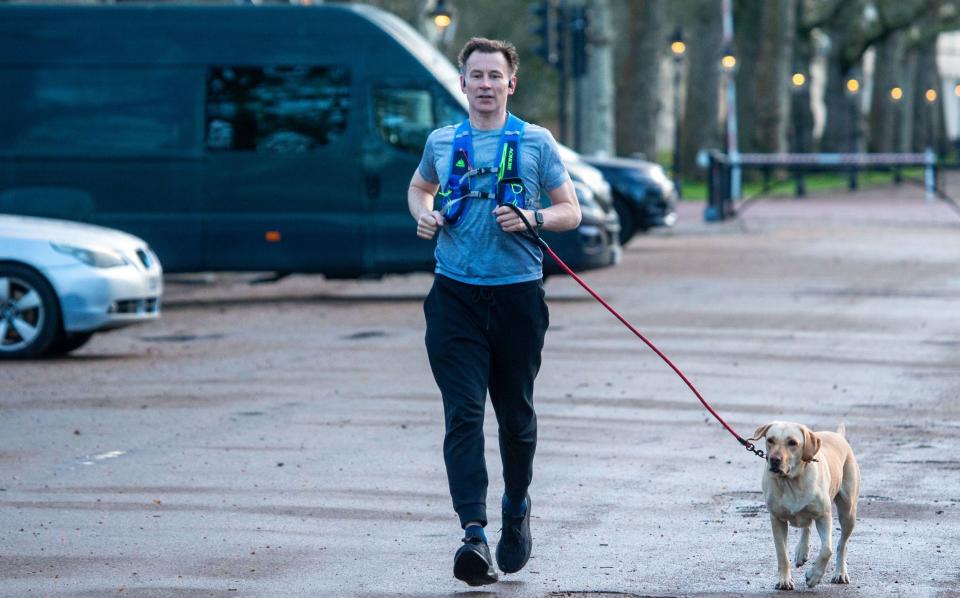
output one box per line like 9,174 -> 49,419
742,440 -> 766,460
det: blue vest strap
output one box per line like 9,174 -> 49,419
438,114 -> 527,226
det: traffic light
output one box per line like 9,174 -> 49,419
530,0 -> 559,67
530,1 -> 591,76
554,1 -> 567,72
570,5 -> 589,78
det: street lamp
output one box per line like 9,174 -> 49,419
721,49 -> 737,73
424,0 -> 456,51
670,28 -> 685,198
704,0 -> 739,221
670,30 -> 686,57
790,72 -> 808,152
720,42 -> 740,207
925,87 -> 938,152
844,70 -> 861,190
889,86 -> 904,182
790,70 -> 808,196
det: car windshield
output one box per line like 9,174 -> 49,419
356,5 -> 467,112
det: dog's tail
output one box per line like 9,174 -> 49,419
837,423 -> 847,438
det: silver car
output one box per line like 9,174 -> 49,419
0,215 -> 162,358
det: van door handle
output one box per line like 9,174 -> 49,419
365,174 -> 381,200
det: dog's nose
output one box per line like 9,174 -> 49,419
769,455 -> 782,469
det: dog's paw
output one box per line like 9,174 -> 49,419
793,551 -> 808,568
831,572 -> 850,584
775,579 -> 795,591
805,568 -> 824,588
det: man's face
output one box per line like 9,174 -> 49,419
460,51 -> 516,116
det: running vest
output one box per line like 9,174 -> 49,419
437,114 -> 527,227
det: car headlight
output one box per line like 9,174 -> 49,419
642,164 -> 666,183
51,242 -> 128,268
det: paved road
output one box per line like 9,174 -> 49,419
2,181 -> 959,597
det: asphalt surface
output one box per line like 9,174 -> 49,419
2,180 -> 959,597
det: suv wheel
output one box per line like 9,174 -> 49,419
613,198 -> 636,245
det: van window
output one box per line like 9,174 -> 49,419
374,88 -> 434,153
206,66 -> 350,153
434,93 -> 467,128
0,67 -> 194,155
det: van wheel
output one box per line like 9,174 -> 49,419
0,264 -> 61,359
48,332 -> 95,356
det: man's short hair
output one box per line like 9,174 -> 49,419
457,37 -> 520,76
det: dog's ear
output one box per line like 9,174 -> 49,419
750,423 -> 772,441
801,426 -> 821,462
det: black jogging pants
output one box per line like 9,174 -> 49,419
424,274 -> 549,529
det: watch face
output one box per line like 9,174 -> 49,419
535,211 -> 544,225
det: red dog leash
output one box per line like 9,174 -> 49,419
507,204 -> 766,460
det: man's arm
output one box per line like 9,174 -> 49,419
408,170 -> 443,240
493,179 -> 581,234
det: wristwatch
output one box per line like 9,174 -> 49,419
533,209 -> 544,233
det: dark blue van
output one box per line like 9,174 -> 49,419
0,4 -> 618,277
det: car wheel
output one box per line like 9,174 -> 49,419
48,332 -> 95,356
0,264 -> 62,359
613,198 -> 636,245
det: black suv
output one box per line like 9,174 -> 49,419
581,155 -> 678,244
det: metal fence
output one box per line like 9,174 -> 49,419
702,150 -> 940,221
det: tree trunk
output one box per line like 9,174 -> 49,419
868,32 -> 904,153
789,0 -> 814,153
911,36 -> 945,153
679,0 -> 722,177
733,0 -> 761,152
820,2 -> 863,153
899,48 -> 918,153
615,0 -> 664,160
751,0 -> 795,153
577,0 -> 615,156
821,55 -> 860,153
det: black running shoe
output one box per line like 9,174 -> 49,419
496,493 -> 532,573
453,535 -> 498,586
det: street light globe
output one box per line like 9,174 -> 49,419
954,83 -> 960,97
721,54 -> 737,71
426,0 -> 454,39
890,86 -> 903,101
433,13 -> 452,29
791,72 -> 806,87
671,40 -> 686,56
846,78 -> 860,94
926,88 -> 938,102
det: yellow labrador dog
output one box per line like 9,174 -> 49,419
750,421 -> 860,590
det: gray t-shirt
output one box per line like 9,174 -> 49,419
418,120 -> 570,285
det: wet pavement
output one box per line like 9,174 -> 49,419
1,179 -> 959,597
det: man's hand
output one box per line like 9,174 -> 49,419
493,205 -> 535,233
409,171 -> 442,239
417,210 -> 445,239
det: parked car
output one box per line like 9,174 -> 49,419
559,146 -> 613,207
580,155 -> 678,244
541,181 -> 621,276
558,144 -> 621,235
0,215 -> 162,358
